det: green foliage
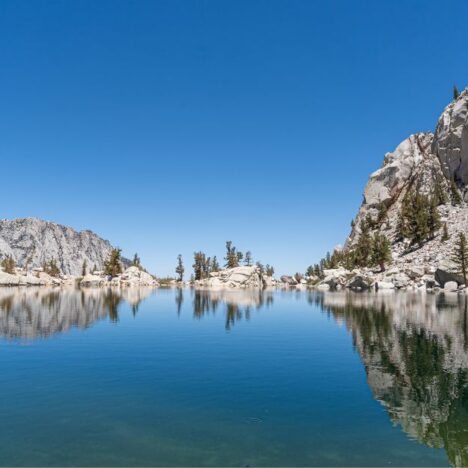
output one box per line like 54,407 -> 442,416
397,189 -> 442,245
211,256 -> 220,272
193,251 -> 210,280
377,202 -> 388,223
453,85 -> 460,100
370,233 -> 392,271
244,251 -> 253,266
451,232 -> 468,285
1,255 -> 16,274
355,222 -> 372,266
265,264 -> 274,276
81,259 -> 87,277
43,258 -> 61,277
175,254 -> 184,281
256,261 -> 264,275
132,253 -> 141,269
224,241 -> 241,268
450,180 -> 462,205
103,248 -> 123,277
441,223 -> 449,242
433,175 -> 448,205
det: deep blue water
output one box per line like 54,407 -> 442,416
0,287 -> 466,466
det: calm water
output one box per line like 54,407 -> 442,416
0,287 -> 467,467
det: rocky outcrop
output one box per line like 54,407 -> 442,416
80,266 -> 158,287
339,89 -> 468,287
0,218 -> 130,276
432,89 -> 468,193
194,266 -> 268,289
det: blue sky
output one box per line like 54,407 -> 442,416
1,0 -> 467,276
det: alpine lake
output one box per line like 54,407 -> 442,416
0,286 -> 467,466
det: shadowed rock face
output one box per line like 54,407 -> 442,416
0,218 -> 130,276
433,90 -> 468,188
313,291 -> 468,467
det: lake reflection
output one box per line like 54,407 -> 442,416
317,291 -> 468,467
0,287 -> 467,466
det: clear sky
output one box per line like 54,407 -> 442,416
1,0 -> 467,277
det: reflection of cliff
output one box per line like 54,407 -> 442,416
315,291 -> 468,467
192,289 -> 274,330
0,287 -> 153,339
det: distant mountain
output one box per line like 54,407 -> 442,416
0,218 -> 129,276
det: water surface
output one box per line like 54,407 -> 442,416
0,287 -> 467,466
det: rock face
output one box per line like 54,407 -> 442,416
0,218 -> 130,276
341,88 -> 468,287
194,266 -> 270,289
432,89 -> 468,192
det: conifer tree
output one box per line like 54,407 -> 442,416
451,232 -> 468,285
256,261 -> 265,275
104,248 -> 123,277
306,265 -> 314,277
265,265 -> 274,276
370,233 -> 392,272
192,251 -> 207,280
211,256 -> 220,272
225,241 -> 240,268
441,223 -> 449,242
81,259 -> 87,277
450,180 -> 462,205
175,254 -> 184,282
434,175 -> 448,205
355,222 -> 372,266
377,202 -> 387,224
244,251 -> 253,266
427,196 -> 441,239
453,85 -> 460,100
44,259 -> 61,277
1,255 -> 16,274
132,253 -> 141,269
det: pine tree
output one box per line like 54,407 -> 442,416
175,254 -> 184,282
44,259 -> 61,277
306,265 -> 314,277
256,261 -> 264,275
451,232 -> 468,285
453,85 -> 460,100
370,233 -> 392,272
104,248 -> 123,277
427,196 -> 441,239
441,223 -> 449,242
377,202 -> 387,224
355,222 -> 372,266
225,241 -> 240,268
1,255 -> 16,274
81,259 -> 87,277
211,256 -> 220,272
434,175 -> 448,205
265,264 -> 274,276
132,253 -> 141,269
450,180 -> 462,205
244,251 -> 253,266
192,251 -> 206,281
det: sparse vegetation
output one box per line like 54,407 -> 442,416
1,255 -> 16,274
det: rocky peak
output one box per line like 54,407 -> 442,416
432,88 -> 468,191
0,217 -> 129,276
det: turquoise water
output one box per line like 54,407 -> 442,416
0,287 -> 466,466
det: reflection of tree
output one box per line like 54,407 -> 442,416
102,289 -> 122,322
316,291 -> 468,467
0,287 -> 153,339
191,290 -> 273,330
175,288 -> 183,316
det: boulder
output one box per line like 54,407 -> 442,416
435,268 -> 465,287
347,275 -> 373,290
375,281 -> 395,290
444,281 -> 459,292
